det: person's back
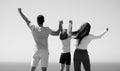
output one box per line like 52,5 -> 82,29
73,22 -> 108,71
31,26 -> 51,50
61,38 -> 71,52
76,34 -> 94,49
59,20 -> 73,71
76,29 -> 108,50
18,8 -> 62,71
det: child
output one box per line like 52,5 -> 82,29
59,20 -> 74,71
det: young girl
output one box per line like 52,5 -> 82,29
59,20 -> 74,71
73,22 -> 108,71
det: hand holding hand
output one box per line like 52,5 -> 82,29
18,8 -> 22,11
69,20 -> 73,24
59,20 -> 63,25
106,28 -> 109,31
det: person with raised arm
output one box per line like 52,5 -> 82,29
59,20 -> 77,71
18,8 -> 62,71
73,22 -> 109,71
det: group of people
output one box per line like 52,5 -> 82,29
18,8 -> 109,71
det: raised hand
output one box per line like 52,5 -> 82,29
59,20 -> 63,25
106,28 -> 109,31
18,8 -> 31,26
59,20 -> 63,32
69,20 -> 73,24
18,8 -> 22,11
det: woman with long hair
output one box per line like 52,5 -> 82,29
73,22 -> 108,71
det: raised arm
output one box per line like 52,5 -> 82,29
67,20 -> 73,37
50,20 -> 63,36
71,27 -> 81,36
93,28 -> 109,39
18,8 -> 31,27
60,20 -> 63,33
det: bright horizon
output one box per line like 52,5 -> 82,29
0,0 -> 120,63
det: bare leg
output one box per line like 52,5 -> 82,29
30,57 -> 40,71
60,64 -> 65,71
42,67 -> 47,71
31,66 -> 36,71
66,65 -> 70,71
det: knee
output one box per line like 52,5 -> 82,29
84,67 -> 91,71
66,65 -> 70,71
60,67 -> 64,71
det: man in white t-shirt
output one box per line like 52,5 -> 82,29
18,8 -> 63,71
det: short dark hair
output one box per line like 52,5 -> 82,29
37,15 -> 44,26
60,32 -> 68,40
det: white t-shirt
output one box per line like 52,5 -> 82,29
76,34 -> 101,49
61,38 -> 71,53
29,25 -> 52,51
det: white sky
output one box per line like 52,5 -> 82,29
0,0 -> 120,63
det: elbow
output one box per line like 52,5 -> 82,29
56,30 -> 60,35
56,32 -> 60,35
98,36 -> 102,39
51,32 -> 59,36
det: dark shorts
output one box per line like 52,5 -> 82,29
59,52 -> 71,65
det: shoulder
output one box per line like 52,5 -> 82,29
44,27 -> 50,29
89,34 -> 94,37
44,27 -> 51,31
43,26 -> 52,33
88,34 -> 98,39
86,34 -> 94,38
29,25 -> 36,30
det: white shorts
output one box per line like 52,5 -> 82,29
31,49 -> 49,67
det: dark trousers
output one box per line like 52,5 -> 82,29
73,49 -> 91,71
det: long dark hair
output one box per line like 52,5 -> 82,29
73,22 -> 91,46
